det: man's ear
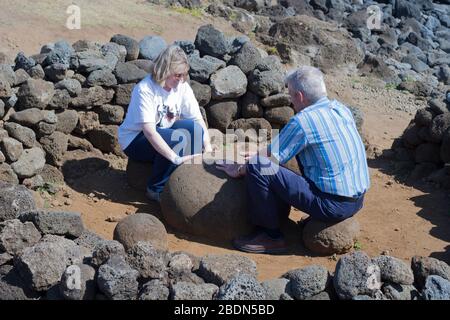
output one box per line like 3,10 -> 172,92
296,90 -> 304,103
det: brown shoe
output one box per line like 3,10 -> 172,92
232,231 -> 287,254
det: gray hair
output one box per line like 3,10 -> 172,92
285,66 -> 327,103
150,45 -> 189,86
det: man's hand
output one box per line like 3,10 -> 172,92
240,151 -> 258,161
215,161 -> 246,178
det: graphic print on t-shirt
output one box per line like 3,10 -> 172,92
156,103 -> 180,128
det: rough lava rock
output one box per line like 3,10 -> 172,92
19,210 -> 84,239
97,255 -> 139,300
0,219 -> 41,255
373,255 -> 414,285
282,265 -> 329,300
333,251 -> 382,300
216,273 -> 266,300
0,182 -> 36,222
197,254 -> 257,286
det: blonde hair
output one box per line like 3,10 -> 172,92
150,45 -> 189,86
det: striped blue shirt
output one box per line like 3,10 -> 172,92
269,97 -> 370,198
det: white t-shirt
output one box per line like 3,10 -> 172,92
118,75 -> 204,150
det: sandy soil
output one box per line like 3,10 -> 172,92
2,0 -> 450,281
0,0 -> 239,57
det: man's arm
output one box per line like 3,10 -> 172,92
217,118 -> 306,179
267,118 -> 306,165
241,118 -> 305,164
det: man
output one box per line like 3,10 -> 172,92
216,66 -> 370,254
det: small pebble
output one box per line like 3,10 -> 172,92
106,216 -> 121,222
329,254 -> 338,261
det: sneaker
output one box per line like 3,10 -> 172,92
146,188 -> 161,203
232,231 -> 287,254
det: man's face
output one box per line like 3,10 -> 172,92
288,83 -> 306,113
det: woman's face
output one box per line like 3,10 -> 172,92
164,67 -> 188,91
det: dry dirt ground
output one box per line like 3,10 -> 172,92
1,0 -> 450,281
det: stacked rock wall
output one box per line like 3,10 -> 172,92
1,183 -> 450,300
208,0 -> 449,99
392,94 -> 450,186
2,0 -> 450,189
0,25 -> 303,189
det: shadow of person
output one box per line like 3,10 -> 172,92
369,154 -> 450,253
62,155 -> 314,256
410,192 -> 450,244
159,161 -> 312,255
430,245 -> 450,265
62,156 -> 162,218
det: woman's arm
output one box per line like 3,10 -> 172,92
142,122 -> 198,164
142,122 -> 179,162
197,118 -> 213,153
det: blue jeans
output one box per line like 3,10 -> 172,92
123,119 -> 204,193
245,156 -> 365,229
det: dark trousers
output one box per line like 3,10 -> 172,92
123,119 -> 204,193
245,156 -> 364,230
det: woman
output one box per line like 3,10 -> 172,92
118,45 -> 212,202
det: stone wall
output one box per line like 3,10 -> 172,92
0,24 -> 296,189
392,94 -> 450,187
0,21 -> 369,190
1,182 -> 449,300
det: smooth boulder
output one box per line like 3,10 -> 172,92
161,162 -> 252,241
302,217 -> 360,255
113,213 -> 168,251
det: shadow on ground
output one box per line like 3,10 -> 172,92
62,156 -> 317,256
368,155 -> 450,263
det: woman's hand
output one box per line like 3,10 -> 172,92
203,143 -> 213,153
215,161 -> 246,178
173,154 -> 202,165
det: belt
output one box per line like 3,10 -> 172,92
325,192 -> 362,203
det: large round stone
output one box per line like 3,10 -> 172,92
161,161 -> 252,241
126,159 -> 152,191
302,217 -> 360,255
113,213 -> 168,251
